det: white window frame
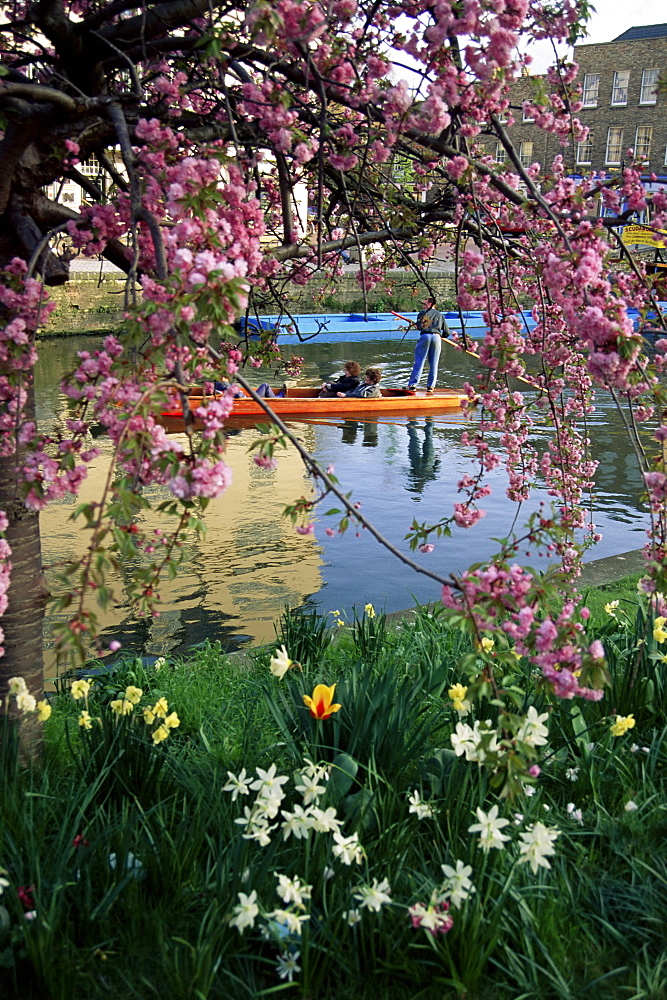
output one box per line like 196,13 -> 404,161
664,143 -> 667,166
494,142 -> 507,163
522,105 -> 535,123
611,70 -> 630,106
519,140 -> 534,168
576,135 -> 593,165
635,125 -> 653,162
581,73 -> 600,108
640,68 -> 659,105
605,127 -> 624,165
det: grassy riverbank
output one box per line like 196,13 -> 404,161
1,586 -> 665,1000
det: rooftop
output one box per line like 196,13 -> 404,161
612,23 -> 667,41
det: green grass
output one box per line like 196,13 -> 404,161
1,597 -> 665,1000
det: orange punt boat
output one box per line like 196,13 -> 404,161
159,386 -> 469,425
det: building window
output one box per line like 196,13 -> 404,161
522,104 -> 534,123
79,155 -> 100,177
519,140 -> 533,167
576,134 -> 593,165
635,126 -> 653,162
640,68 -> 659,104
611,70 -> 630,106
494,142 -> 507,163
605,127 -> 624,165
582,74 -> 600,107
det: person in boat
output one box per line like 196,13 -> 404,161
337,367 -> 382,399
213,379 -> 246,398
407,296 -> 449,394
255,383 -> 287,398
319,360 -> 362,397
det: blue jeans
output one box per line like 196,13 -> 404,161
409,333 -> 441,389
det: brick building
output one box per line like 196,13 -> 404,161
482,24 -> 667,207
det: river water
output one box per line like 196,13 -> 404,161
35,334 -> 649,672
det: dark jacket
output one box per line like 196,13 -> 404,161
326,374 -> 361,393
416,307 -> 447,335
345,382 -> 381,398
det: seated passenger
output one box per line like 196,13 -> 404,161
213,379 -> 245,398
337,367 -> 382,399
319,361 -> 361,398
256,383 -> 287,398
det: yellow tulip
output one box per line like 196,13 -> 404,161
303,684 -> 342,720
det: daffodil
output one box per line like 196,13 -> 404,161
303,683 -> 341,720
610,713 -> 635,736
165,711 -> 180,729
653,616 -> 667,643
517,821 -> 560,874
16,691 -> 36,713
110,698 -> 134,716
269,645 -> 293,679
71,678 -> 92,701
605,600 -> 619,616
152,724 -> 169,744
78,710 -> 93,730
153,697 -> 169,718
480,636 -> 494,653
8,676 -> 27,696
364,603 -> 376,619
36,700 -> 52,722
124,685 -> 143,705
447,682 -> 470,712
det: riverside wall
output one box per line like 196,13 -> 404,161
42,270 -> 458,337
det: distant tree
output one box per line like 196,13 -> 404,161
1,0 -> 665,788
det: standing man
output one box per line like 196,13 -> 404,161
407,296 -> 449,393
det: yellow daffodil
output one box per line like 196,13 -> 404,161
269,645 -> 293,679
110,698 -> 134,716
653,617 -> 667,644
480,637 -> 494,653
71,679 -> 92,701
303,684 -> 342,720
605,601 -> 619,616
165,711 -> 180,729
16,691 -> 36,713
364,603 -> 376,619
78,711 -> 93,730
448,683 -> 468,703
153,697 -> 169,719
152,724 -> 169,744
143,706 -> 156,725
36,700 -> 52,722
610,714 -> 636,737
124,686 -> 143,705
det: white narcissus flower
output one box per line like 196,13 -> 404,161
468,805 -> 511,852
352,878 -> 392,912
269,645 -> 293,679
408,789 -> 435,820
222,768 -> 251,801
440,859 -> 475,908
275,873 -> 312,909
517,822 -> 560,874
515,706 -> 550,748
229,890 -> 259,933
332,830 -> 365,865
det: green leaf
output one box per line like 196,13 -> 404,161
329,752 -> 358,800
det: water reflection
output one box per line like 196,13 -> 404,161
340,420 -> 378,447
406,419 -> 440,497
34,334 -> 651,671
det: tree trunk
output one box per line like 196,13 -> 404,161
0,378 -> 48,750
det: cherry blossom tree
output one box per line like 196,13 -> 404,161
0,0 -> 665,786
